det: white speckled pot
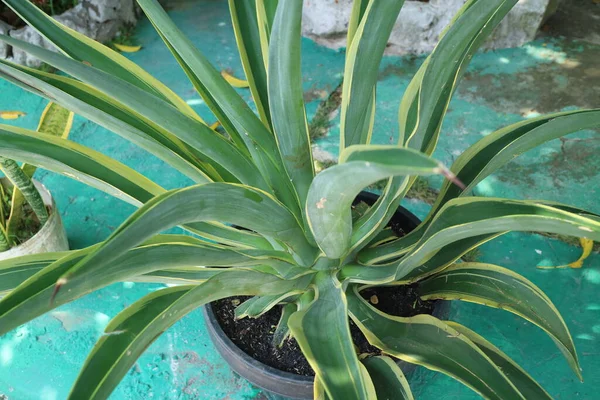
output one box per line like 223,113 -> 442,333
0,180 -> 69,261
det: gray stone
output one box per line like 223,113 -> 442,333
0,20 -> 13,60
3,0 -> 137,66
302,0 -> 562,55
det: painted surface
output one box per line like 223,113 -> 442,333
0,0 -> 599,399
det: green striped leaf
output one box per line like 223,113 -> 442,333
0,234 -> 299,335
268,0 -> 314,212
272,302 -> 296,347
69,269 -> 313,399
136,0 -> 300,217
347,286 -> 524,400
288,272 -> 375,400
229,0 -> 271,127
419,262 -> 581,380
256,0 -> 278,70
362,356 -> 414,400
0,124 -> 163,206
307,145 -> 447,259
1,0 -> 201,121
340,0 -> 405,148
403,0 -> 517,154
57,184 -> 314,292
446,322 -> 553,399
0,36 -> 263,187
396,198 -> 600,280
234,291 -> 301,319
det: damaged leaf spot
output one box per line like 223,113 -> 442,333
316,197 -> 327,209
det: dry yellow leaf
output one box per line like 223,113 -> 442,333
114,43 -> 142,53
0,111 -> 26,120
210,121 -> 221,130
538,237 -> 594,269
221,71 -> 249,88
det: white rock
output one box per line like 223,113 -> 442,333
302,0 -> 561,55
0,20 -> 13,60
3,0 -> 137,66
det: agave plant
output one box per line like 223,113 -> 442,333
0,0 -> 599,398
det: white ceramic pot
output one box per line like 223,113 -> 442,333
0,180 -> 69,261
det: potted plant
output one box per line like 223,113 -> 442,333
0,0 -> 598,398
0,101 -> 71,262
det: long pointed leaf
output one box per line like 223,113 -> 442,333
362,356 -> 414,400
269,0 -> 314,211
288,272 -> 375,399
446,322 -> 553,399
68,269 -> 313,399
229,0 -> 271,127
347,286 -> 524,400
2,0 -> 201,121
340,0 -> 405,148
419,262 -> 581,379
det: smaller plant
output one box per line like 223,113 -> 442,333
0,102 -> 72,251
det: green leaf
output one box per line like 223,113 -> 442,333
362,356 -> 414,400
446,322 -> 553,399
0,251 -> 67,297
0,157 -> 48,224
234,291 -> 301,319
403,0 -> 517,154
1,0 -> 202,121
268,0 -> 314,212
256,0 -> 278,70
346,286 -> 524,400
272,302 -> 296,347
68,269 -> 312,399
306,145 -> 446,259
0,124 -> 164,206
419,262 -> 581,380
58,183 -> 314,292
0,61 -> 218,183
395,198 -> 600,280
0,36 -> 265,188
288,272 -> 375,400
228,0 -> 271,127
0,234 -> 301,335
136,0 -> 300,217
340,0 -> 406,148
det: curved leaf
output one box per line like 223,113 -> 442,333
419,262 -> 581,379
288,272 -> 374,400
69,269 -> 312,399
234,291 -> 301,319
347,286 -> 524,400
0,36 -> 265,188
307,145 -> 447,259
396,198 -> 600,280
446,322 -> 553,400
58,184 -> 314,292
0,124 -> 164,206
0,235 -> 298,335
362,356 -> 414,400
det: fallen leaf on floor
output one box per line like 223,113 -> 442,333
114,43 -> 142,53
221,71 -> 249,88
0,111 -> 26,120
210,121 -> 221,130
538,238 -> 594,269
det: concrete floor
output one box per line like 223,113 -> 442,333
0,0 -> 599,399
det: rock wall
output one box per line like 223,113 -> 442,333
302,0 -> 561,55
1,0 -> 137,67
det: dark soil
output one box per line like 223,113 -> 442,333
212,284 -> 436,376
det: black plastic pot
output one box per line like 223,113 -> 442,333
202,191 -> 450,399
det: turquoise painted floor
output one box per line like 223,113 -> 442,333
1,0 -> 599,399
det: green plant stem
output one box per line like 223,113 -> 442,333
0,157 -> 48,225
0,226 -> 9,252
